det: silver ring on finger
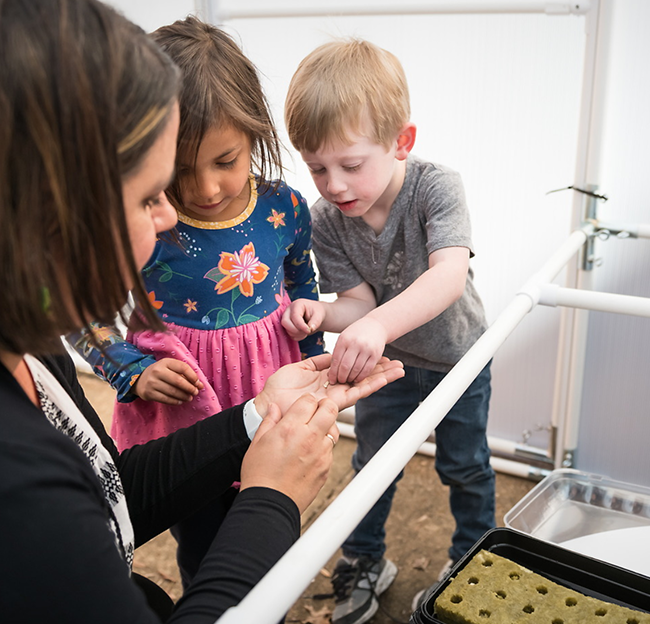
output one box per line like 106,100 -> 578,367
326,433 -> 336,447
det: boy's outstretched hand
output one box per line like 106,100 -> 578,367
253,353 -> 403,417
328,317 -> 388,385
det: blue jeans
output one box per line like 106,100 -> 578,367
341,362 -> 495,563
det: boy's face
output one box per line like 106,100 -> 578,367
300,126 -> 409,219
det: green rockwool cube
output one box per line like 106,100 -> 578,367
434,550 -> 650,624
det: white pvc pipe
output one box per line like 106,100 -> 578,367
539,284 -> 650,318
338,422 -> 551,480
551,0 -> 604,469
216,228 -> 589,624
551,303 -> 572,459
487,436 -> 549,461
417,441 -> 551,481
215,1 -> 590,21
516,227 -> 592,306
339,412 -> 550,461
563,304 -> 591,458
491,456 -> 551,480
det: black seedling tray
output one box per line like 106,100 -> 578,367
410,527 -> 650,623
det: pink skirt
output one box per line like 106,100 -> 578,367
111,295 -> 301,450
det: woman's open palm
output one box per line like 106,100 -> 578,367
255,353 -> 404,416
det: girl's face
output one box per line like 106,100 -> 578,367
177,124 -> 252,223
122,103 -> 179,277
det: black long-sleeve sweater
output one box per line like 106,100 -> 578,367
0,352 -> 299,623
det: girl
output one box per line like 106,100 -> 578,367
71,16 -> 324,586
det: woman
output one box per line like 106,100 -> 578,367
0,1 -> 404,622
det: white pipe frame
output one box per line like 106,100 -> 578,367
337,406 -> 551,467
550,0 -> 604,469
337,421 -> 552,481
212,2 -> 590,21
213,2 -> 614,622
212,1 -> 650,622
539,284 -> 650,318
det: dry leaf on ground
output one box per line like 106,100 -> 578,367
303,603 -> 332,624
412,556 -> 430,570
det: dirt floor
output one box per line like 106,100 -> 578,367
78,372 -> 536,624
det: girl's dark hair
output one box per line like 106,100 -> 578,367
0,0 -> 179,355
151,16 -> 283,206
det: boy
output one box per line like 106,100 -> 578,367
283,39 -> 495,624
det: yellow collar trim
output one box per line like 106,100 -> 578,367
176,175 -> 257,230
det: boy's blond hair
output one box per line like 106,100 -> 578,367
285,38 -> 410,153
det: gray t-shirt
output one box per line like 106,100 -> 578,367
311,155 -> 487,373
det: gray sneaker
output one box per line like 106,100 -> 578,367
331,556 -> 398,624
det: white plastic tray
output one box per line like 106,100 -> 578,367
505,468 -> 650,544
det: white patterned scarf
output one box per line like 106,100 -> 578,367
24,355 -> 135,571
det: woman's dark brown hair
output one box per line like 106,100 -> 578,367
151,16 -> 283,207
0,0 -> 179,355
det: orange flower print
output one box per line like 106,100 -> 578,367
148,291 -> 163,310
214,242 -> 269,297
267,209 -> 286,229
183,299 -> 198,313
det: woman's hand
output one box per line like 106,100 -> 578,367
240,394 -> 340,514
131,358 -> 203,404
253,353 -> 404,417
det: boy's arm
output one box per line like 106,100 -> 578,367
328,246 -> 470,384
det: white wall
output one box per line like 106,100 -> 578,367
573,0 -> 650,484
104,0 -> 650,485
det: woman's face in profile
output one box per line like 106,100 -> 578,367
121,102 -> 180,280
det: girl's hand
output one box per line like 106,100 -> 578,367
240,395 -> 339,514
132,358 -> 204,404
281,299 -> 326,341
253,353 -> 404,417
328,317 -> 389,384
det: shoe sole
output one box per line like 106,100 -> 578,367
351,597 -> 379,624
